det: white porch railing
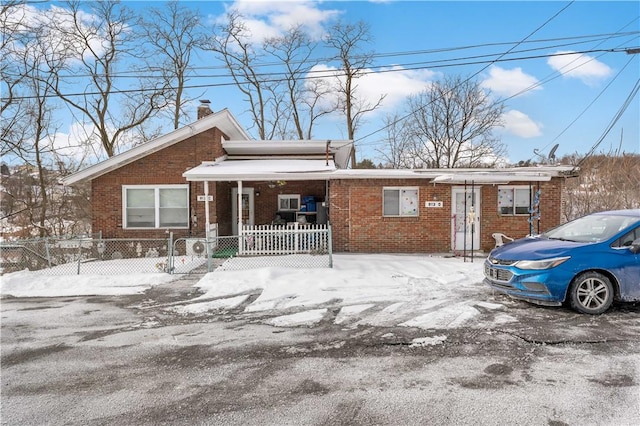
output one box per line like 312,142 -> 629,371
239,222 -> 329,256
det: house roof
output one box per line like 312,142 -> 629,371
183,162 -> 578,183
62,109 -> 250,185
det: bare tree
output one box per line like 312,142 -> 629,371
324,20 -> 385,167
301,75 -> 336,140
140,0 -> 207,129
376,113 -> 422,169
264,25 -> 324,139
1,17 -> 78,236
562,153 -> 640,221
50,0 -> 169,158
208,10 -> 278,140
403,75 -> 505,168
1,1 -> 29,150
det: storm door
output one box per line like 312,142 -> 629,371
231,187 -> 254,235
451,187 -> 481,251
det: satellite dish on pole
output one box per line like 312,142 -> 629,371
548,144 -> 559,164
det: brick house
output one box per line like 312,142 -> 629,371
63,105 -> 577,253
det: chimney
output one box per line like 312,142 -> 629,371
197,99 -> 213,119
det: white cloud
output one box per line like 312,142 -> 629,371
6,3 -> 113,65
48,122 -> 105,165
359,66 -> 437,111
547,51 -> 612,86
501,110 -> 542,138
219,0 -> 341,42
481,66 -> 541,98
307,64 -> 436,117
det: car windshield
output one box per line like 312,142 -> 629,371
542,214 -> 640,243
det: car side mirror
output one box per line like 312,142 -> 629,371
630,238 -> 640,254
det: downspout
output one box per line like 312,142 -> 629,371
325,140 -> 331,166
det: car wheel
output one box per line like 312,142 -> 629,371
569,272 -> 614,315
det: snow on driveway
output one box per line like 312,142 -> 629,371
1,253 -> 498,330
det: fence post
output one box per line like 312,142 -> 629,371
206,236 -> 212,273
328,223 -> 333,268
45,238 -> 52,269
167,232 -> 174,274
293,222 -> 299,253
76,238 -> 82,275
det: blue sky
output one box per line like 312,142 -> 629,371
139,0 -> 640,163
14,1 -> 640,165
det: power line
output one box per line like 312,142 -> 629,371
3,48 -> 627,102
5,31 -> 636,81
573,78 -> 640,172
351,0 -> 577,150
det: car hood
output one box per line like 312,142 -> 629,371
489,237 -> 591,261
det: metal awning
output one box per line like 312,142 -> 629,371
183,159 -> 337,181
432,172 -> 553,184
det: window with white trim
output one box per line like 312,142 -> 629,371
278,194 -> 300,211
383,187 -> 419,217
123,185 -> 189,228
498,186 -> 532,215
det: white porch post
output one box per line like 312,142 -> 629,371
237,180 -> 243,233
204,180 -> 210,240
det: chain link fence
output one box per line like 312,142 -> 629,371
1,225 -> 332,276
0,236 -> 186,276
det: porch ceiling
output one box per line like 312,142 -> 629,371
182,159 -> 337,182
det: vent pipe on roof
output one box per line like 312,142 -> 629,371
326,140 -> 331,166
197,100 -> 213,119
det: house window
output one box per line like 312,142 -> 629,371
123,185 -> 189,228
278,194 -> 301,211
383,187 -> 419,217
498,186 -> 532,215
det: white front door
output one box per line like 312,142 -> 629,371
231,187 -> 254,235
452,187 -> 481,251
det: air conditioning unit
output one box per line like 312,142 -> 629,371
186,239 -> 207,256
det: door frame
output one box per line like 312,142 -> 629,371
231,187 -> 255,235
451,186 -> 481,252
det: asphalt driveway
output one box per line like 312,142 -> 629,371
2,274 -> 639,425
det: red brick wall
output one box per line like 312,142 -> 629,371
480,179 -> 565,250
92,128 -> 226,239
329,177 -> 566,253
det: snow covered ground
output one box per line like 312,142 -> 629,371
1,253 -> 496,330
3,253 -> 640,425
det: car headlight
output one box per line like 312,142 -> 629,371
514,256 -> 570,270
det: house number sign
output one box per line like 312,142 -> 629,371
425,201 -> 443,208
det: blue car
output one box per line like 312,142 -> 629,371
484,209 -> 640,314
